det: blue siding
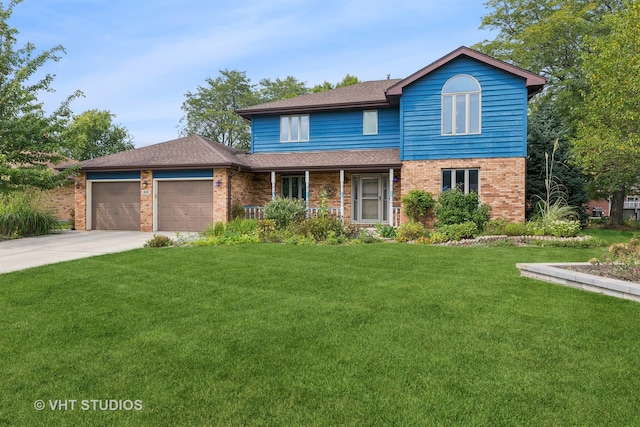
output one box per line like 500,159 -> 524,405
400,56 -> 528,161
153,169 -> 213,179
87,171 -> 140,180
251,107 -> 400,153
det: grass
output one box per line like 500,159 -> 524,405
2,233 -> 640,426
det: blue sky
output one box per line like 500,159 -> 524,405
10,0 -> 496,147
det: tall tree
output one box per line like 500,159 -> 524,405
62,109 -> 134,161
258,76 -> 309,103
311,74 -> 360,93
0,0 -> 80,193
526,94 -> 588,218
474,0 -> 625,124
180,69 -> 258,149
571,0 -> 640,225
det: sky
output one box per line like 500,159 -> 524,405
10,0 -> 496,148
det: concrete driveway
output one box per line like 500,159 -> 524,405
0,230 -> 170,274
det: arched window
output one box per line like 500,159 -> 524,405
442,75 -> 481,135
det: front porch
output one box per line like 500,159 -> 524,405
231,168 -> 403,226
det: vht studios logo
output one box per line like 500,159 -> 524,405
34,399 -> 143,411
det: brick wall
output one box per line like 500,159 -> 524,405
140,170 -> 153,232
400,157 -> 526,223
42,185 -> 74,222
213,169 -> 229,223
74,173 -> 87,230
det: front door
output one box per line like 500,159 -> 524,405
354,175 -> 389,223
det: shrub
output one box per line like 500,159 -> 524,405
374,223 -> 396,238
144,234 -> 173,248
438,221 -> 479,241
545,220 -> 581,237
402,190 -> 435,223
435,189 -> 491,230
264,198 -> 306,229
504,222 -> 529,236
231,203 -> 246,220
0,191 -> 60,238
483,218 -> 508,235
296,217 -> 344,241
395,221 -> 428,242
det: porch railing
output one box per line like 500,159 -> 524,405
624,201 -> 640,209
245,205 -> 403,226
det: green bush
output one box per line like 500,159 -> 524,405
545,220 -> 581,238
144,234 -> 173,248
504,222 -> 529,236
231,203 -> 246,220
296,217 -> 345,241
435,189 -> 491,230
374,223 -> 396,238
395,221 -> 428,242
0,191 -> 60,238
264,198 -> 306,229
438,221 -> 479,241
402,190 -> 435,223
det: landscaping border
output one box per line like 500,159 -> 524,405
517,262 -> 640,303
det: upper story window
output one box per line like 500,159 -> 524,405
363,110 -> 378,135
280,115 -> 309,142
442,75 -> 481,135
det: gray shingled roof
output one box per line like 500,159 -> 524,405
236,79 -> 403,118
69,135 -> 399,172
72,135 -> 247,171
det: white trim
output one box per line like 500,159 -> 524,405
152,177 -> 214,232
280,114 -> 310,142
388,169 -> 394,226
305,171 -> 310,213
271,171 -> 276,200
340,170 -> 345,224
85,178 -> 139,231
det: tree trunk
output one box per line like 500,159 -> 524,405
610,189 -> 625,226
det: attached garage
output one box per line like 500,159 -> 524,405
156,180 -> 213,231
91,181 -> 141,230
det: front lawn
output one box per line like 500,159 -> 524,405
2,240 -> 640,426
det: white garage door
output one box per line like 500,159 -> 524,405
157,180 -> 213,231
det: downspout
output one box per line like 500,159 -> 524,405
227,166 -> 242,222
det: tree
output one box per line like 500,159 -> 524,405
474,0 -> 626,125
0,0 -> 81,193
571,1 -> 640,225
61,109 -> 134,161
526,94 -> 588,219
258,76 -> 309,103
180,69 -> 258,149
311,74 -> 360,92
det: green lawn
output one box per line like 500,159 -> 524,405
2,236 -> 640,426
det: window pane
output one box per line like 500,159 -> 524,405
280,117 -> 289,142
442,170 -> 452,191
444,75 -> 480,93
362,200 -> 378,220
362,179 -> 378,198
291,117 -> 299,141
292,177 -> 300,199
456,169 -> 465,191
469,169 -> 479,193
469,93 -> 480,133
443,96 -> 453,134
300,115 -> 309,141
282,177 -> 290,198
455,95 -> 467,134
364,110 -> 378,135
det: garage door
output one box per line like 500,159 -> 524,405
157,180 -> 213,231
92,182 -> 140,230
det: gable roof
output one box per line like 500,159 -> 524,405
385,46 -> 546,99
236,79 -> 402,119
69,135 -> 247,171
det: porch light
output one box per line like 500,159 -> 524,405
215,180 -> 222,187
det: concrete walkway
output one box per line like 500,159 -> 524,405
0,230 -> 169,274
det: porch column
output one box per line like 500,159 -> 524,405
389,168 -> 394,226
305,170 -> 310,215
340,170 -> 345,224
271,171 -> 276,200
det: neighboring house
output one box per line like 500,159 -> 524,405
69,46 -> 546,232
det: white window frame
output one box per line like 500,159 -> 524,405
442,75 -> 481,136
441,168 -> 480,194
363,110 -> 378,135
280,115 -> 309,142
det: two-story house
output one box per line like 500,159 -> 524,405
70,47 -> 545,232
